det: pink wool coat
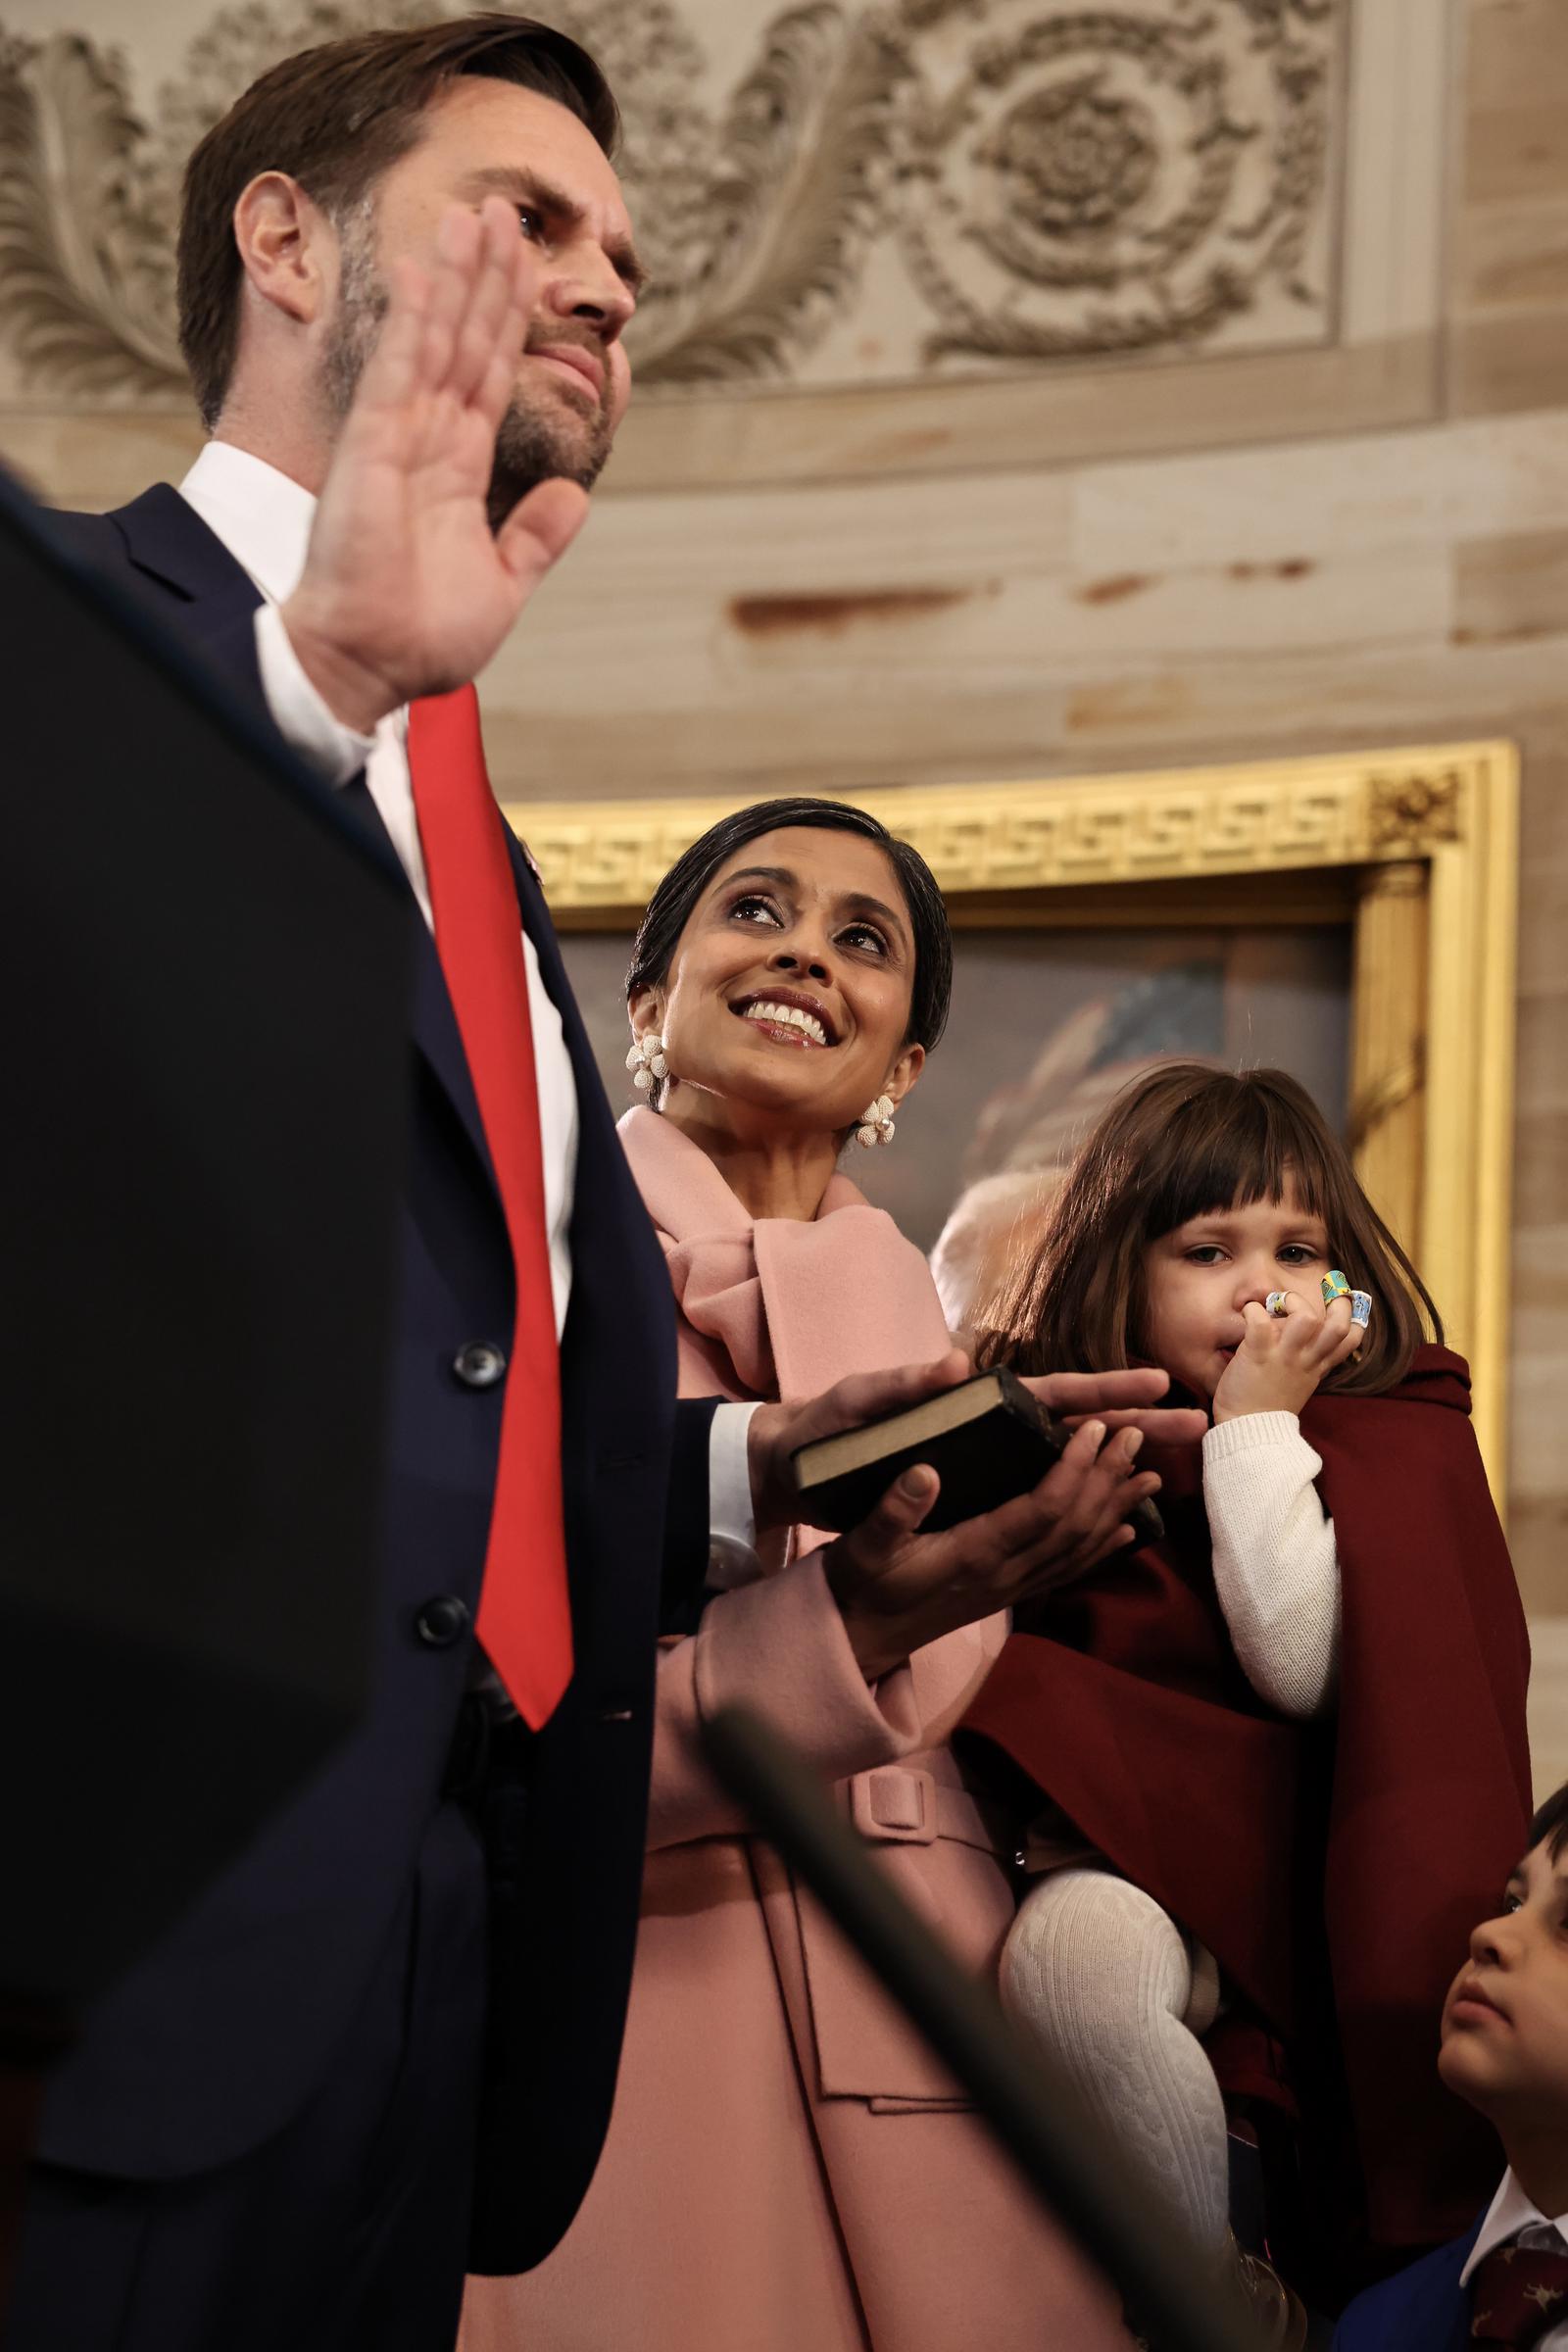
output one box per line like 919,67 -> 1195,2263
459,1109 -> 1125,2352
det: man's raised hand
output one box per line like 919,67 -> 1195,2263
281,197 -> 589,733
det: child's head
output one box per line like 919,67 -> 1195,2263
974,1061 -> 1439,1398
1438,1785 -> 1568,2142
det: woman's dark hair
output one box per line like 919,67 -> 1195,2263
625,797 -> 954,1067
178,14 -> 617,429
974,1060 -> 1442,1398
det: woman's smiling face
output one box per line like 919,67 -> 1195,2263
632,825 -> 925,1135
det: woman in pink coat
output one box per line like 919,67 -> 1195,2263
460,799 -> 1141,2352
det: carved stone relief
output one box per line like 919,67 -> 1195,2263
0,0 -> 1343,405
895,0 -> 1339,368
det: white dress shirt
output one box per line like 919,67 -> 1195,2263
1460,2170 -> 1568,2347
177,440 -> 757,1551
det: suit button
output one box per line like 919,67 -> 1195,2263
453,1341 -> 507,1390
415,1595 -> 470,1649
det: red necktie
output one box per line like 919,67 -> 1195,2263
407,684 -> 571,1728
1470,2242 -> 1568,2346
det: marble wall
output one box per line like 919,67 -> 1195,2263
2,3 -> 1566,1687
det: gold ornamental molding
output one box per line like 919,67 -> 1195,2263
506,744 -> 1506,906
507,740 -> 1520,1497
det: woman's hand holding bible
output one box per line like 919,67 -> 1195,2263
747,1356 -> 1201,1683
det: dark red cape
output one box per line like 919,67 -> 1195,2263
961,1348 -> 1531,2250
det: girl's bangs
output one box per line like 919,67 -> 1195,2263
1136,1081 -> 1336,1239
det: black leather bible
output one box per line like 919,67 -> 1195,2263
791,1366 -> 1164,1545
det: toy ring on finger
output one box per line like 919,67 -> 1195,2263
1265,1291 -> 1291,1317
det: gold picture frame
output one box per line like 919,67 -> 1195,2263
504,742 -> 1520,1497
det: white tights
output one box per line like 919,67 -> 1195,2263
999,1867 -> 1231,2259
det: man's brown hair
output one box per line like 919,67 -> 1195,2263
974,1060 -> 1442,1396
177,13 -> 619,429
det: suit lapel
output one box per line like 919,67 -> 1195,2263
351,794 -> 599,1218
501,825 -> 634,1259
410,919 -> 498,1186
110,482 -> 265,616
504,827 -> 607,1127
325,775 -> 496,1195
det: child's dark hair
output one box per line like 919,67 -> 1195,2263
1529,1781 -> 1568,1865
974,1061 -> 1442,1397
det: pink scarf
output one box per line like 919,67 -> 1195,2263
616,1106 -> 953,1406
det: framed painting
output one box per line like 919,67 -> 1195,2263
506,743 -> 1519,1497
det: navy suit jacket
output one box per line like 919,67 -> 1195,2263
40,485 -> 716,2270
1333,2221 -> 1485,2352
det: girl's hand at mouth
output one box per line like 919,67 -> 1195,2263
1211,1278 -> 1363,1423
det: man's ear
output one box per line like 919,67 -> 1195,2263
885,1041 -> 925,1108
231,171 -> 334,327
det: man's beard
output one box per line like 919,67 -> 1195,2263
319,205 -> 616,529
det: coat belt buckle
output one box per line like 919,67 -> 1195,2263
847,1765 -> 938,1845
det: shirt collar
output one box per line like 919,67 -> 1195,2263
1461,2171 -> 1568,2283
177,440 -> 318,606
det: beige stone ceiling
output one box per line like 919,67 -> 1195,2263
0,0 -> 1448,484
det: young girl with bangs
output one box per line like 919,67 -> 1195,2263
963,1063 -> 1533,2325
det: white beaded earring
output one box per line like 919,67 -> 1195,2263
856,1094 -> 896,1149
626,1031 -> 668,1098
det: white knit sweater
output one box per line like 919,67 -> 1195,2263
1202,1411 -> 1341,1719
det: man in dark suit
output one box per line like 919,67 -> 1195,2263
1335,1781 -> 1568,2350
6,19 -> 1186,2349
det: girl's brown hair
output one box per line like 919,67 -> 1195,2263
973,1061 -> 1441,1396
